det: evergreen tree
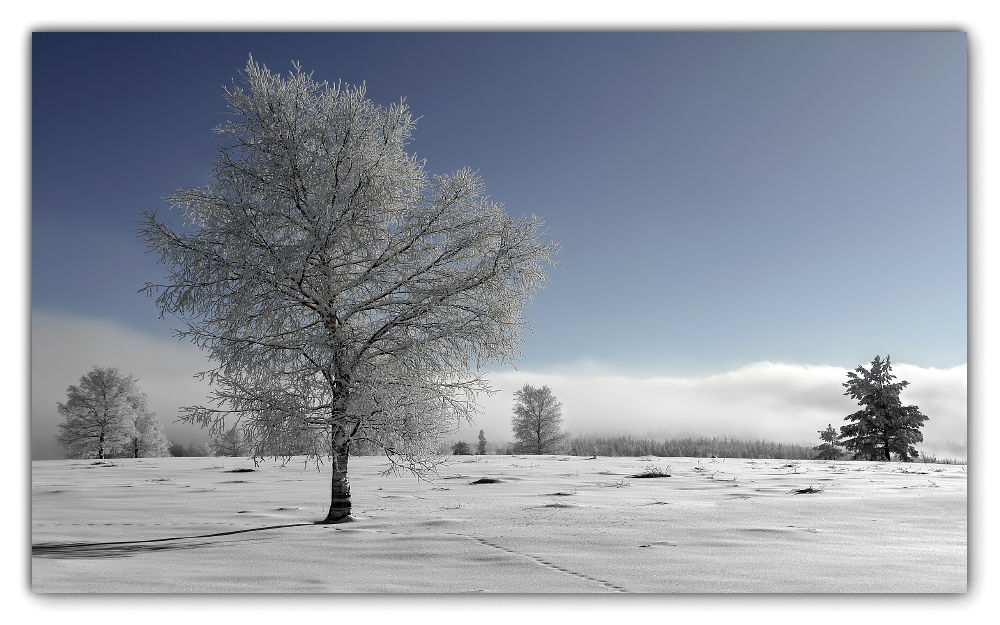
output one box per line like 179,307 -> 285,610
476,429 -> 487,455
841,355 -> 928,461
813,424 -> 842,460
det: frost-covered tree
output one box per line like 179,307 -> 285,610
138,58 -> 558,523
511,384 -> 568,454
119,393 -> 171,458
55,366 -> 143,459
185,442 -> 211,457
210,427 -> 247,457
840,355 -> 928,462
476,429 -> 487,455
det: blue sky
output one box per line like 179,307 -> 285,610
31,32 -> 967,458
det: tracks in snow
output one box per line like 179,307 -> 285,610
328,524 -> 628,592
34,520 -> 629,592
449,533 -> 628,593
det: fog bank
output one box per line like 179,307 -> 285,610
33,312 -> 967,460
461,363 -> 967,460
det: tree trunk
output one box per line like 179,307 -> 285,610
321,432 -> 352,523
98,431 -> 105,460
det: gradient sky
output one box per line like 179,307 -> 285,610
31,32 -> 967,459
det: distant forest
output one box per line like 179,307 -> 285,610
564,434 -> 818,459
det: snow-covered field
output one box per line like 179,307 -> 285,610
31,455 -> 966,593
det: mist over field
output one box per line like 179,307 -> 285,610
33,311 -> 967,461
465,364 -> 967,460
31,312 -> 215,459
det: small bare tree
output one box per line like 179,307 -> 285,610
138,58 -> 558,522
210,427 -> 247,457
511,384 -> 568,454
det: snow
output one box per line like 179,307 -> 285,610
31,455 -> 966,593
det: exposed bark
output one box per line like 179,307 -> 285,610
322,432 -> 352,523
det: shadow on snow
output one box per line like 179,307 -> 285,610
31,522 -> 315,559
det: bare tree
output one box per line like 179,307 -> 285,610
138,58 -> 558,523
120,393 -> 171,458
55,366 -> 141,459
210,427 -> 247,457
511,384 -> 568,454
185,442 -> 211,457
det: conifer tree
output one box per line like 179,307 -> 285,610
841,355 -> 928,461
813,424 -> 842,460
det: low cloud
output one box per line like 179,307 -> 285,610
32,312 -> 967,461
460,363 -> 967,460
32,311 -> 217,459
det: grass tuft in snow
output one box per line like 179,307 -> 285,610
469,477 -> 502,484
630,465 -> 672,478
789,485 -> 824,495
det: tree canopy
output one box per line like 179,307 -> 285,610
138,58 -> 558,522
55,366 -> 169,459
840,355 -> 928,462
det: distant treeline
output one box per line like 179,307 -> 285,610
566,434 -> 818,459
